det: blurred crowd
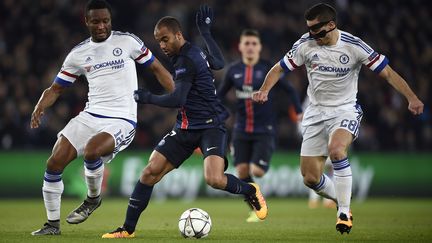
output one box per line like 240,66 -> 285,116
0,0 -> 430,151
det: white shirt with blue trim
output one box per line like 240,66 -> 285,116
54,31 -> 154,122
280,30 -> 388,107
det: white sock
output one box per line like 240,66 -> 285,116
84,159 -> 104,198
332,158 -> 352,217
42,171 -> 64,221
312,174 -> 337,202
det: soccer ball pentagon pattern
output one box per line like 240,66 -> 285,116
178,208 -> 212,238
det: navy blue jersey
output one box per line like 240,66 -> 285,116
218,59 -> 302,135
172,42 -> 229,129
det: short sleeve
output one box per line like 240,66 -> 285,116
127,33 -> 155,67
54,52 -> 82,87
173,56 -> 196,83
341,34 -> 389,73
279,36 -> 308,74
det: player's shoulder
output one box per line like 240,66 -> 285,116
296,33 -> 314,43
179,42 -> 206,65
112,30 -> 144,45
292,33 -> 315,50
182,42 -> 202,56
338,30 -> 374,53
339,30 -> 362,41
70,37 -> 91,52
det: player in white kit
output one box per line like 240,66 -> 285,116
30,0 -> 174,235
253,3 -> 424,234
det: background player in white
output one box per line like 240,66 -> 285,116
30,0 -> 174,235
253,3 -> 424,234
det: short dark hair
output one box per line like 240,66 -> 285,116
155,16 -> 182,33
240,29 -> 260,39
304,3 -> 337,23
86,0 -> 112,16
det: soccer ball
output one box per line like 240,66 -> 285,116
178,208 -> 212,238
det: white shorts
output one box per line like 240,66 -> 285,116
300,103 -> 363,157
58,111 -> 136,163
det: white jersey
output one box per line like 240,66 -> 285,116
54,31 -> 155,122
280,30 -> 388,107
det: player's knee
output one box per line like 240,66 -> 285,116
140,166 -> 161,186
204,174 -> 225,189
46,155 -> 66,172
303,173 -> 320,188
83,146 -> 101,161
328,144 -> 346,161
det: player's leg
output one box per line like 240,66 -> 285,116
102,150 -> 175,238
250,133 -> 274,177
31,135 -> 77,235
300,120 -> 337,203
328,128 -> 354,234
246,134 -> 274,221
232,132 -> 253,182
65,132 -> 113,224
329,104 -> 362,234
300,107 -> 338,204
102,129 -> 189,238
232,133 -> 259,221
301,155 -> 336,202
201,128 -> 268,220
67,118 -> 136,224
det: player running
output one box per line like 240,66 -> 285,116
253,3 -> 423,234
30,0 -> 174,235
101,5 -> 267,239
218,29 -> 302,222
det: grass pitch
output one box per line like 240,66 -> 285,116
0,198 -> 431,242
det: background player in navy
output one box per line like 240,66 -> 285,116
102,6 -> 267,238
218,29 -> 302,222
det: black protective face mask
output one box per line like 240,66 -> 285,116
307,20 -> 336,39
309,26 -> 336,39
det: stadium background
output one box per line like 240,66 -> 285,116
0,0 -> 431,200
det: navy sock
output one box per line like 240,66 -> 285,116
224,173 -> 255,195
240,176 -> 255,210
123,181 -> 154,233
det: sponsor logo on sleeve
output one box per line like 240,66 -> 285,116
286,49 -> 294,59
175,68 -> 187,76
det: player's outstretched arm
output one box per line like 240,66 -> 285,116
30,82 -> 65,129
149,58 -> 175,93
378,65 -> 424,115
196,5 -> 225,70
252,62 -> 285,104
134,81 -> 192,108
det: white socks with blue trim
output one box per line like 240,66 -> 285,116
42,171 -> 64,221
332,157 -> 352,217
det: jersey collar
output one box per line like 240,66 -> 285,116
90,31 -> 113,45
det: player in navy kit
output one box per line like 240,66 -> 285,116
218,29 -> 302,222
102,6 -> 267,238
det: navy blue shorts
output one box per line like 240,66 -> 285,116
232,132 -> 275,172
155,127 -> 228,168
